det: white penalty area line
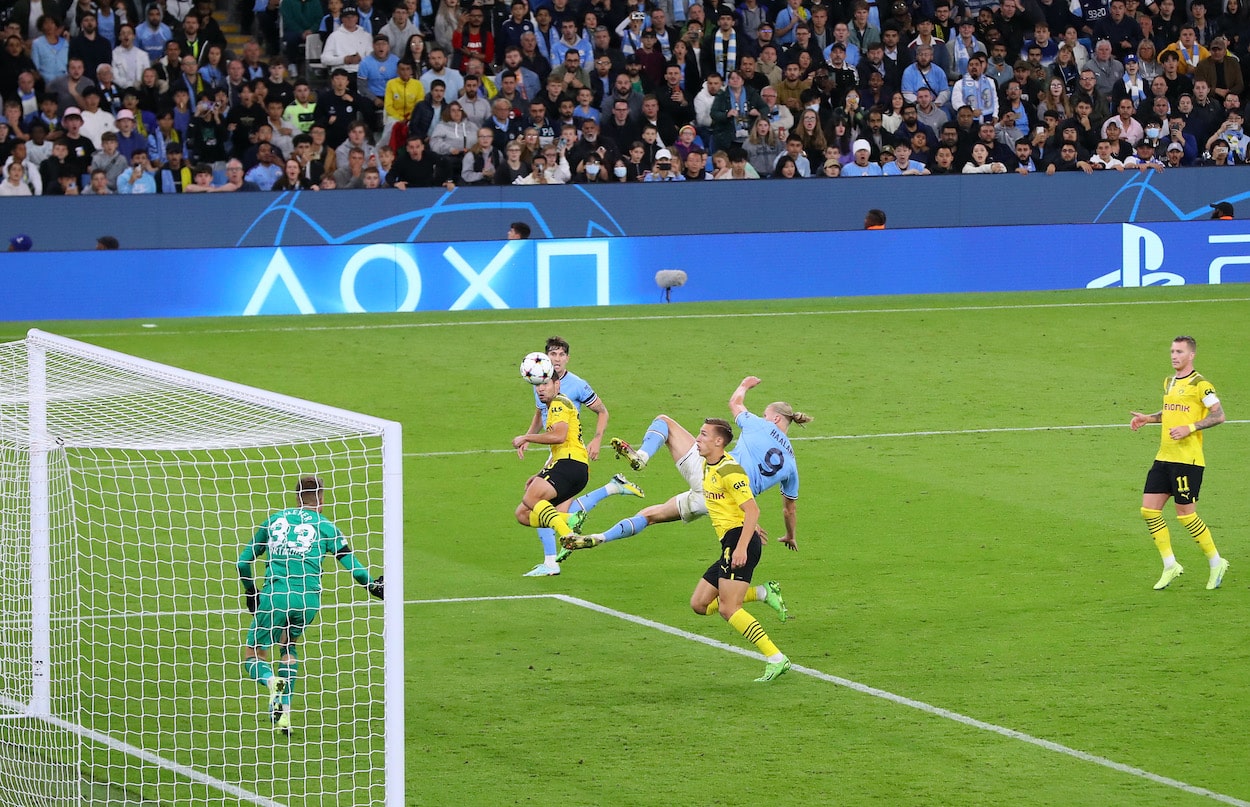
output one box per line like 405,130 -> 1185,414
57,295 -> 1250,340
420,593 -> 1250,807
403,421 -> 1250,458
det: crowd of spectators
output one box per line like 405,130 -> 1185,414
1,0 -> 1248,194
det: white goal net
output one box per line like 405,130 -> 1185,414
0,329 -> 404,807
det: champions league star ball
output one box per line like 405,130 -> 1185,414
520,352 -> 555,385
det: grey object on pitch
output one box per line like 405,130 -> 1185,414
655,269 -> 688,302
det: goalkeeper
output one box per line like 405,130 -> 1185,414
237,475 -> 384,735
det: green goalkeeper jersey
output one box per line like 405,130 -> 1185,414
238,507 -> 352,595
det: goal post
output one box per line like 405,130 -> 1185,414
0,329 -> 404,806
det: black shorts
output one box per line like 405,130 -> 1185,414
702,527 -> 763,587
537,458 -> 589,506
1143,460 -> 1204,505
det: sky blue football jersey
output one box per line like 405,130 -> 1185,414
534,370 -> 598,422
731,411 -> 799,499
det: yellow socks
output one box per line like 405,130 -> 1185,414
1141,507 -> 1173,563
1178,512 -> 1219,560
529,500 -> 572,538
728,608 -> 780,658
704,586 -> 764,616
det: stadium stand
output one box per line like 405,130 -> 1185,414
0,0 -> 1244,197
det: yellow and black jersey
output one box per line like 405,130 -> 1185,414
703,452 -> 755,539
1157,372 -> 1219,466
544,393 -> 588,465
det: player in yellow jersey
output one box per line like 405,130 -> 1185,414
1130,336 -> 1229,590
513,374 -> 590,576
688,418 -> 791,683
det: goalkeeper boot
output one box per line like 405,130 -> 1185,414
522,563 -> 561,577
610,473 -> 645,498
755,656 -> 792,683
1206,558 -> 1230,590
610,438 -> 647,471
276,709 -> 292,737
1153,563 -> 1183,590
267,677 -> 287,723
763,580 -> 788,623
561,533 -> 605,551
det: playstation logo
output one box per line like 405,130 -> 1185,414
1086,224 -> 1185,288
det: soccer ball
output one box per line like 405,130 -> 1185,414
520,352 -> 554,385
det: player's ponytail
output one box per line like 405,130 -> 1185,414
770,402 -> 813,427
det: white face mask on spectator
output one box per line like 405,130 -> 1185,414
613,165 -> 627,177
1145,126 -> 1160,139
585,163 -> 601,176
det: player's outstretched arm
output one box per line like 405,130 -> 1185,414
334,546 -> 384,599
1130,410 -> 1161,431
779,495 -> 798,552
729,376 -> 762,418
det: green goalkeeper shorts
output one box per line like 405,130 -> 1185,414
246,589 -> 322,648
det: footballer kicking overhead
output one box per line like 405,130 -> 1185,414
562,377 -> 808,577
1130,335 -> 1230,591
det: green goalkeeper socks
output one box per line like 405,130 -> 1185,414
278,654 -> 299,707
243,657 -> 273,687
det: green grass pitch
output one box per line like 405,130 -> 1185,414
6,284 -> 1250,806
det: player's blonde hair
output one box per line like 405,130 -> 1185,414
768,402 -> 813,427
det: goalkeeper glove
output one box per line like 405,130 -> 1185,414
366,576 -> 384,600
245,592 -> 259,614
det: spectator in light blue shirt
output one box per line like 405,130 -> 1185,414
551,19 -> 594,67
135,5 -> 174,61
117,150 -> 158,193
245,142 -> 283,189
32,16 -> 70,81
824,23 -> 860,66
358,35 -> 400,110
881,142 -> 929,174
773,0 -> 810,47
901,44 -> 950,107
841,138 -> 883,175
94,4 -> 117,46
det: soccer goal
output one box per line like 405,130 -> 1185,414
0,329 -> 404,807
